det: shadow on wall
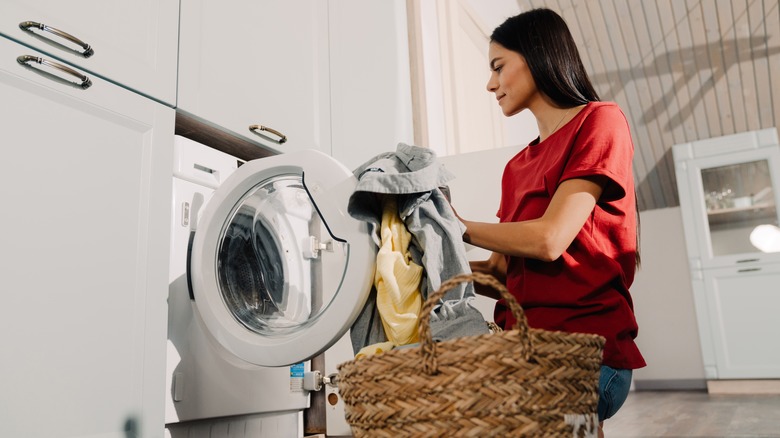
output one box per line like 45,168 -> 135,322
636,147 -> 678,212
591,37 -> 780,132
592,37 -> 780,213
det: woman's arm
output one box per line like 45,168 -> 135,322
462,176 -> 607,261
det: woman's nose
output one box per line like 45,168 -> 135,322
486,74 -> 497,93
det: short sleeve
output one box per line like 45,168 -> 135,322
561,105 -> 634,202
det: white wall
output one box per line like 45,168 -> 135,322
632,207 -> 706,387
440,145 -> 521,319
418,0 -> 537,156
459,0 -> 538,149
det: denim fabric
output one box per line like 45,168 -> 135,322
348,143 -> 488,353
598,365 -> 633,422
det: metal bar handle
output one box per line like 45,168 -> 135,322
736,258 -> 760,264
17,55 -> 92,89
249,124 -> 288,144
19,21 -> 94,58
737,268 -> 762,273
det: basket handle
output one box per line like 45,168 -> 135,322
418,272 -> 534,374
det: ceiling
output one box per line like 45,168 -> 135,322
516,0 -> 780,211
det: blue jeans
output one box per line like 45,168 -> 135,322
598,365 -> 632,422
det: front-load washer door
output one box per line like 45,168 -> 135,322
189,149 -> 375,367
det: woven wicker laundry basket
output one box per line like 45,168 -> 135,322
337,272 -> 605,438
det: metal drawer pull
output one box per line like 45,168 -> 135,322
737,268 -> 761,273
19,21 -> 94,58
17,55 -> 92,89
249,124 -> 287,144
736,258 -> 760,263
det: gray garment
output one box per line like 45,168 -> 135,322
348,143 -> 488,354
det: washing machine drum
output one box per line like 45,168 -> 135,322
188,150 -> 375,367
217,181 -> 304,335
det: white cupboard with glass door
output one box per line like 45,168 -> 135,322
0,32 -> 172,438
674,128 -> 780,380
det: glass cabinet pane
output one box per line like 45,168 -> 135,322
701,159 -> 778,255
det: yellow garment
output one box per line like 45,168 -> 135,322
355,341 -> 395,359
374,197 -> 423,346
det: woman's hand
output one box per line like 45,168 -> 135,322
469,252 -> 507,300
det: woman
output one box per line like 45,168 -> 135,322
458,8 -> 646,436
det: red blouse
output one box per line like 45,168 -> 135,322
495,101 -> 646,369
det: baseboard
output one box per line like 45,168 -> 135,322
633,379 -> 707,391
707,380 -> 780,394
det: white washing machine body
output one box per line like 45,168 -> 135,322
166,136 -> 374,435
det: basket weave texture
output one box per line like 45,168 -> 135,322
337,272 -> 606,437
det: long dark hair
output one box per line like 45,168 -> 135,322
491,8 -> 600,107
492,8 -> 642,267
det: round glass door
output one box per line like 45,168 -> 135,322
189,151 -> 374,366
218,175 -> 315,335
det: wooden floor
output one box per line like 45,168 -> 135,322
604,390 -> 780,437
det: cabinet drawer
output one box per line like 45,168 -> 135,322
0,0 -> 179,105
699,264 -> 780,378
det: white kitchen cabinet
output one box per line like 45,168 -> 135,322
0,36 -> 172,438
674,128 -> 780,380
178,0 -> 331,155
0,0 -> 179,106
178,0 -> 413,165
328,0 -> 414,170
690,264 -> 780,379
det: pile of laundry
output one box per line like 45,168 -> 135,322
348,143 -> 488,357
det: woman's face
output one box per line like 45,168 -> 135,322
486,42 -> 538,116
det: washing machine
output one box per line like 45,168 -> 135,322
166,136 -> 374,437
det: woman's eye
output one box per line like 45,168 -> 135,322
493,66 -> 503,73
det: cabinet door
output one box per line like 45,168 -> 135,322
0,36 -> 172,438
328,0 -> 414,170
701,264 -> 780,379
178,0 -> 331,155
0,0 -> 179,105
